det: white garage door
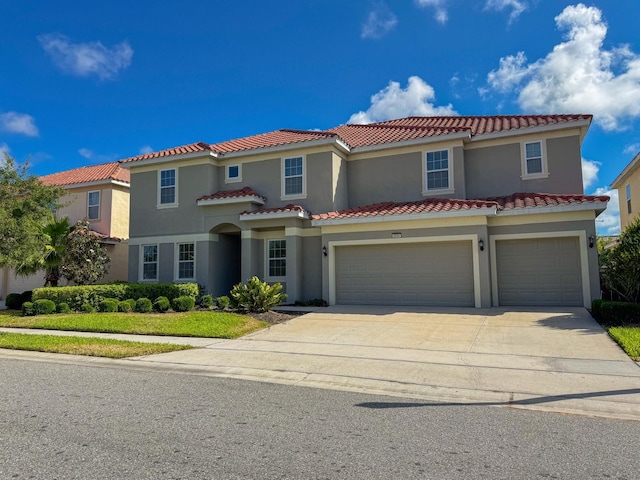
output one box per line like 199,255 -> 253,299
335,241 -> 474,306
496,237 -> 583,306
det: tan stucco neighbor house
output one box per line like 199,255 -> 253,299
0,162 -> 130,298
611,150 -> 640,231
121,115 -> 608,308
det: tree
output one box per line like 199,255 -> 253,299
60,219 -> 110,285
16,215 -> 71,287
0,154 -> 64,268
601,216 -> 640,303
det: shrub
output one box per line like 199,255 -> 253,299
135,298 -> 153,313
592,299 -> 640,325
172,296 -> 195,312
33,299 -> 56,315
20,290 -> 33,305
216,295 -> 230,309
98,298 -> 119,313
229,276 -> 287,313
154,296 -> 171,313
21,302 -> 34,316
57,302 -> 71,314
601,217 -> 640,303
200,295 -> 213,309
81,303 -> 95,313
118,299 -> 136,313
5,293 -> 22,310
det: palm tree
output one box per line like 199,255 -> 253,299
16,215 -> 71,287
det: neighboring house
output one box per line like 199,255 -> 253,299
610,150 -> 640,231
121,115 -> 608,308
0,162 -> 130,298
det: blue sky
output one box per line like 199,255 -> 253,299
1,0 -> 639,234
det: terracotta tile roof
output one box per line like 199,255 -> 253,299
196,186 -> 266,202
210,129 -> 337,154
487,192 -> 609,209
119,142 -> 213,164
311,198 -> 497,221
327,124 -> 471,148
40,162 -> 130,186
240,204 -> 308,216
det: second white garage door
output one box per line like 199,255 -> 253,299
334,241 -> 474,306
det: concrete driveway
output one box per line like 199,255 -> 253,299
3,306 -> 640,419
135,306 -> 640,420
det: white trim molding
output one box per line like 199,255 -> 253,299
174,241 -> 196,282
197,195 -> 265,207
489,230 -> 591,309
281,155 -> 307,201
240,209 -> 310,221
521,139 -> 549,180
422,147 -> 454,196
311,208 -> 496,227
225,164 -> 242,183
138,243 -> 159,283
157,168 -> 179,208
129,233 -> 219,246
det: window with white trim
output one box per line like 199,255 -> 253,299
177,243 -> 195,280
522,141 -> 548,178
87,191 -> 100,220
267,239 -> 286,278
626,183 -> 632,214
142,245 -> 158,281
425,149 -> 450,191
159,169 -> 176,205
283,156 -> 304,196
226,164 -> 241,183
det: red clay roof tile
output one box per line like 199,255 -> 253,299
119,142 -> 213,164
240,204 -> 308,216
197,186 -> 266,202
40,162 -> 130,186
487,192 -> 609,209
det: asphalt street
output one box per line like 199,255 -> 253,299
1,358 -> 639,479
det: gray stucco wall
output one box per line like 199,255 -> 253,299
301,235 -> 324,300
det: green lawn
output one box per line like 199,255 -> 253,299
0,332 -> 191,358
0,310 -> 267,338
607,327 -> 640,361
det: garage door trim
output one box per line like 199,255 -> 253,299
328,234 -> 481,307
489,231 -> 590,308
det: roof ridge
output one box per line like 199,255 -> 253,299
279,128 -> 337,137
341,123 -> 471,131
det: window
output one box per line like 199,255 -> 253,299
177,243 -> 195,280
425,150 -> 450,191
226,164 -> 241,183
142,245 -> 158,281
267,239 -> 286,278
159,169 -> 176,205
87,191 -> 100,220
627,183 -> 632,214
522,140 -> 548,178
283,156 -> 304,197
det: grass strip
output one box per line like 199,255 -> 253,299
607,327 -> 640,361
0,332 -> 192,358
0,311 -> 267,338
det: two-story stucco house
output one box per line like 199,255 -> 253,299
611,150 -> 640,231
121,114 -> 608,308
0,162 -> 130,298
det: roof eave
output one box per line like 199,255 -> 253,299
219,137 -> 351,159
310,206 -> 497,226
470,118 -> 593,143
45,178 -> 130,189
350,131 -> 471,154
497,201 -> 609,217
240,210 -> 310,221
610,151 -> 640,188
120,150 -> 219,168
197,196 -> 266,207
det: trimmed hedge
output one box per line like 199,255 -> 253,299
154,296 -> 170,313
33,299 -> 56,315
200,295 -> 213,309
57,302 -> 72,314
216,296 -> 230,309
5,293 -> 22,310
135,298 -> 153,313
592,299 -> 640,325
118,299 -> 136,313
31,283 -> 199,311
21,302 -> 34,316
172,296 -> 195,312
98,299 -> 119,313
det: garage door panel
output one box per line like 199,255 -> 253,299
496,237 -> 582,307
335,241 -> 474,307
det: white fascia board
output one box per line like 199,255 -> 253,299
310,206 -> 497,226
350,131 -> 471,154
62,179 -> 130,190
471,118 -> 592,143
240,210 -> 310,221
497,201 -> 609,217
197,196 -> 265,207
219,137 -> 350,159
610,151 -> 640,188
119,150 -> 220,169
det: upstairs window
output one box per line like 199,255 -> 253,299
283,156 -> 304,197
425,149 -> 450,191
159,169 -> 176,205
87,191 -> 100,220
142,245 -> 158,281
522,140 -> 548,178
267,239 -> 286,278
177,243 -> 195,280
627,183 -> 632,214
226,164 -> 241,183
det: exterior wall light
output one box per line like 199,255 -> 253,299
479,239 -> 485,251
588,235 -> 595,248
322,246 -> 327,257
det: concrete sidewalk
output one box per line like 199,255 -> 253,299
2,306 -> 640,421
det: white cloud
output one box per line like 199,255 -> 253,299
582,157 -> 599,190
0,111 -> 39,136
139,145 -> 154,154
415,0 -> 448,24
593,187 -> 620,235
78,148 -> 119,163
623,143 -> 640,155
39,33 -> 133,80
0,142 -> 9,155
361,3 -> 398,39
484,0 -> 528,24
485,4 -> 640,131
348,76 -> 457,124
